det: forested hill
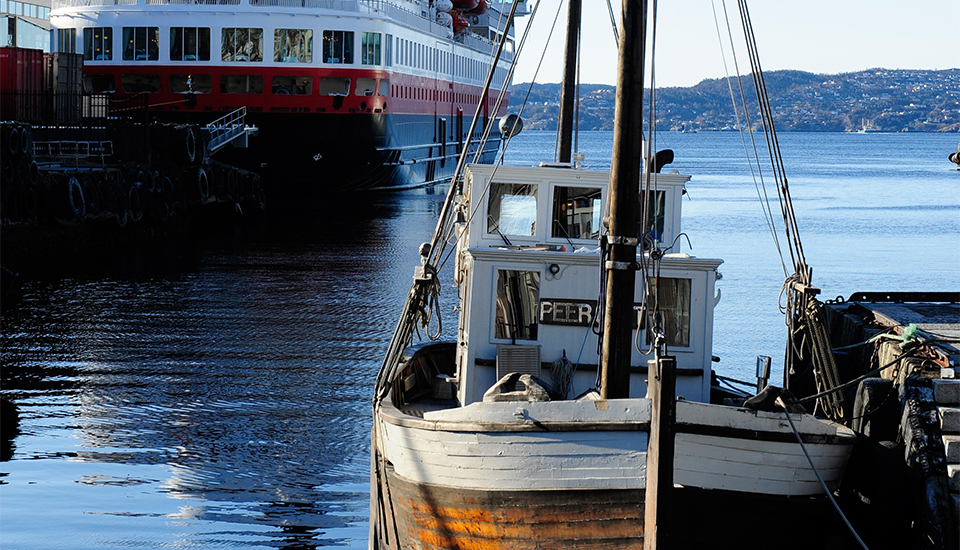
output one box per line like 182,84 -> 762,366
507,68 -> 960,132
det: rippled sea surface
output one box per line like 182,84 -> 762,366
2,131 -> 959,549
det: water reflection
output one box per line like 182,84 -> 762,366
0,190 -> 448,548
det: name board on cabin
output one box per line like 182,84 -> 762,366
539,299 -> 644,328
539,299 -> 597,326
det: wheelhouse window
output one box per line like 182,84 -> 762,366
639,190 -> 666,242
170,27 -> 210,61
552,186 -> 601,240
83,27 -> 112,61
384,34 -> 392,66
649,277 -> 691,347
322,30 -> 353,64
121,74 -> 161,93
355,77 -> 376,96
83,74 -> 115,93
170,74 -> 212,93
488,182 -> 537,237
495,270 -> 540,341
361,32 -> 381,65
122,27 -> 159,61
377,79 -> 389,97
57,28 -> 76,54
272,76 -> 312,95
221,28 -> 263,62
274,29 -> 312,63
220,74 -> 263,94
318,77 -> 350,95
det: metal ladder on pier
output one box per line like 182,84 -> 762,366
203,107 -> 258,154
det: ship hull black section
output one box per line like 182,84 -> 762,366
158,110 -> 501,192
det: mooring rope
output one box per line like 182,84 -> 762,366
782,411 -> 870,550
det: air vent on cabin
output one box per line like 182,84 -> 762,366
496,345 -> 541,390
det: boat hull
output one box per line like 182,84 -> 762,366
375,464 -> 644,550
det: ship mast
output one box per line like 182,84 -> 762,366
556,0 -> 581,163
599,0 -> 647,399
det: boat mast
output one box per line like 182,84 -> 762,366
556,0 -> 581,163
599,0 -> 647,399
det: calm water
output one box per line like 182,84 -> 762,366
2,131 -> 958,549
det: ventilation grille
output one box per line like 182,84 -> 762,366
496,345 -> 541,386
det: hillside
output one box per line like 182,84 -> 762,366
508,69 -> 960,132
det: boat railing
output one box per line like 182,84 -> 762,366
204,106 -> 256,153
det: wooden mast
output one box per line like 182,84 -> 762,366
600,0 -> 647,399
556,0 -> 581,163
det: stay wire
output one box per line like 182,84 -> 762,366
713,0 -> 787,276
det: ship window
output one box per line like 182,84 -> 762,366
355,77 -> 376,96
221,27 -> 263,62
83,27 -> 112,61
384,34 -> 392,66
495,270 -> 540,341
552,186 -> 602,240
121,74 -> 161,93
361,32 -> 380,65
488,182 -> 537,237
377,79 -> 389,97
83,73 -> 115,93
648,278 -> 691,348
122,27 -> 159,61
272,76 -> 312,95
57,28 -> 76,54
322,30 -> 353,64
170,74 -> 212,93
274,29 -> 312,63
318,76 -> 350,95
170,27 -> 210,61
638,190 -> 666,242
220,74 -> 263,94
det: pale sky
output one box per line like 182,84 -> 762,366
509,0 -> 959,87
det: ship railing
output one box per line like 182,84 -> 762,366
203,106 -> 256,153
53,0 -> 138,7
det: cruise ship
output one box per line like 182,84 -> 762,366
49,0 -> 523,190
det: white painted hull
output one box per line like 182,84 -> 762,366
376,397 -> 856,497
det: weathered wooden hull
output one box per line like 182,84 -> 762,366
378,464 -> 644,550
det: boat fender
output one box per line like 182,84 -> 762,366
128,184 -> 143,224
64,175 -> 86,222
483,373 -> 551,403
6,126 -> 19,156
743,385 -> 805,413
850,377 -> 898,441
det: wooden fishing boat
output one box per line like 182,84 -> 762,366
370,1 -> 856,548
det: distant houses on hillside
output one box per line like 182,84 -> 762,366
509,68 -> 960,132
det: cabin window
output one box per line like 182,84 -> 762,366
319,77 -> 350,95
639,190 -> 666,242
488,182 -> 537,237
355,77 -> 376,96
122,27 -> 159,61
274,29 -> 312,63
57,28 -> 77,54
272,76 -> 312,95
384,34 -> 392,66
322,30 -> 353,64
83,27 -> 112,61
361,32 -> 381,65
221,28 -> 263,62
83,74 -> 115,93
121,74 -> 161,93
495,270 -> 540,341
220,74 -> 263,94
649,277 -> 691,347
170,27 -> 210,61
552,186 -> 602,240
377,79 -> 389,97
170,74 -> 212,93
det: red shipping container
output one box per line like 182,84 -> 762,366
0,47 -> 44,93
